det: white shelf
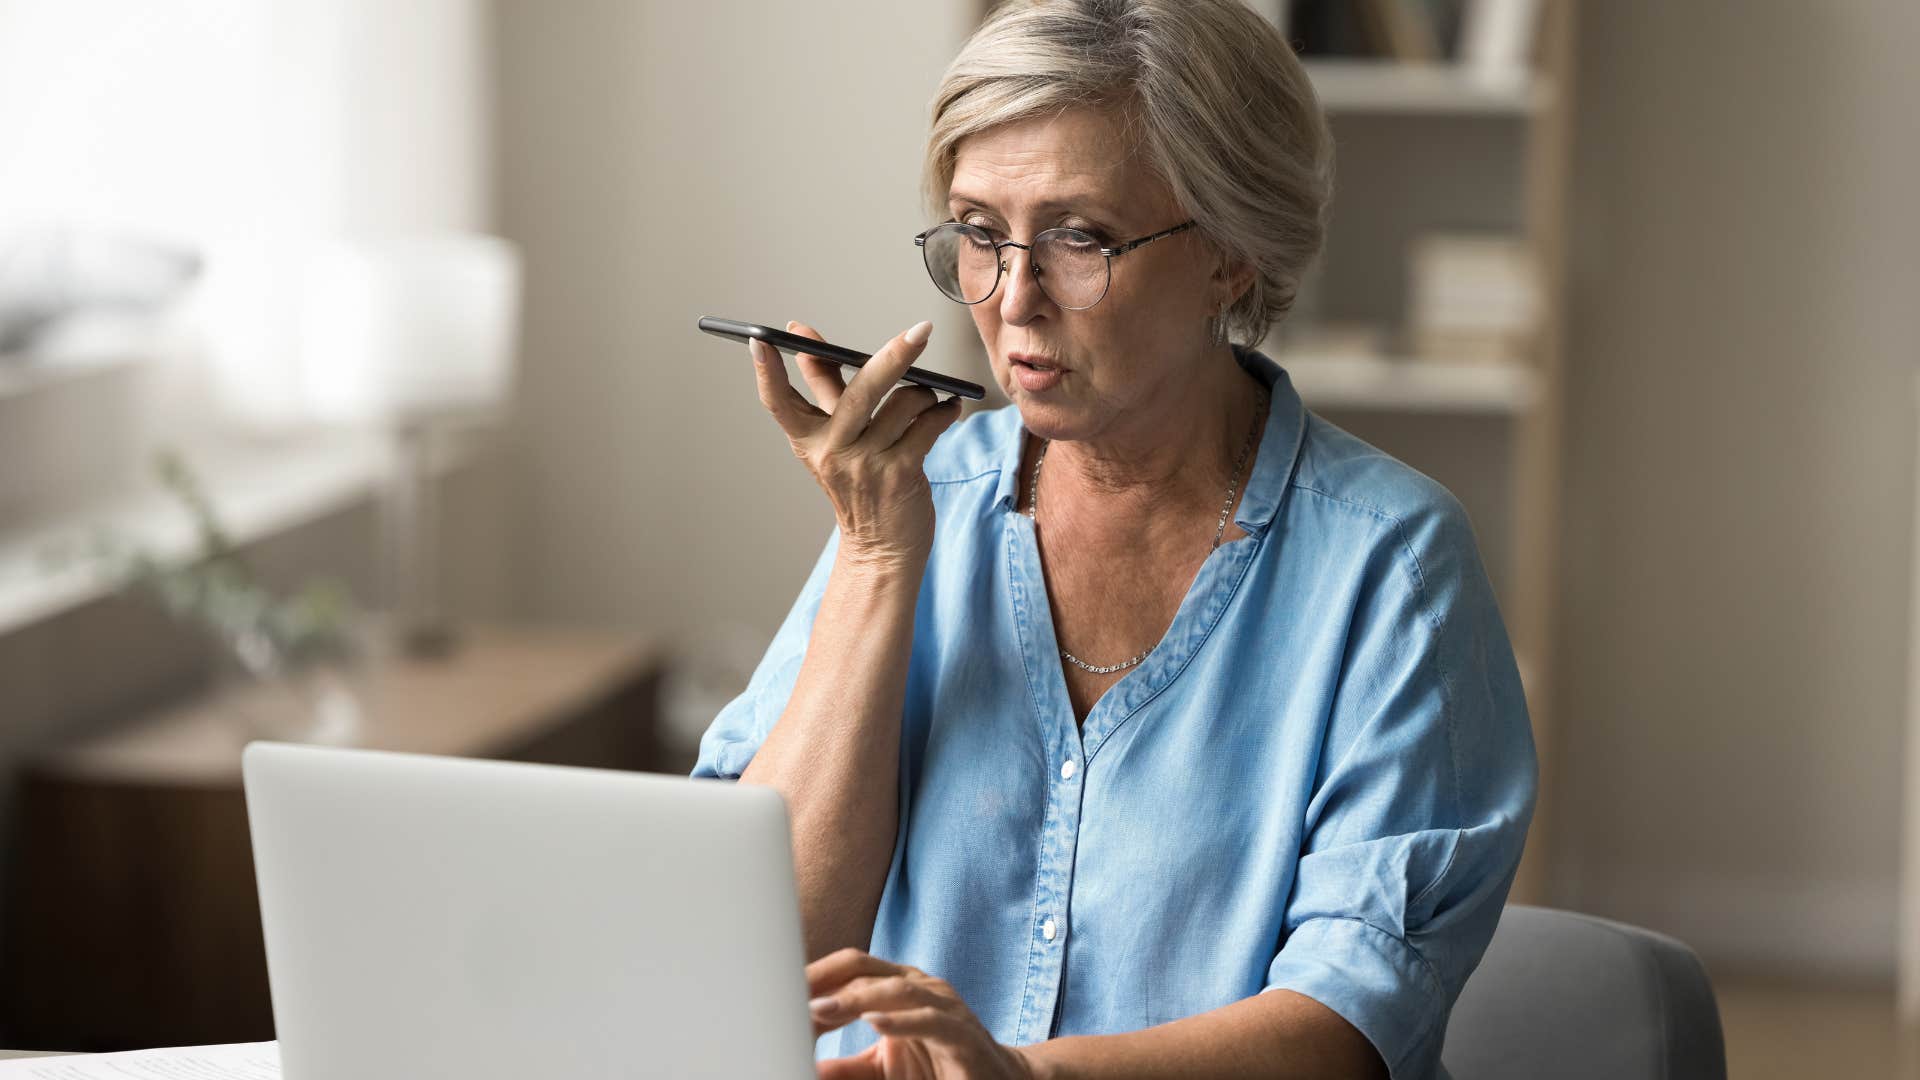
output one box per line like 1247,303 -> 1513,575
0,353 -> 145,403
1303,59 -> 1549,116
1276,353 -> 1540,414
0,433 -> 393,636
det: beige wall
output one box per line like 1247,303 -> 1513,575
494,0 -> 977,646
1555,0 -> 1919,978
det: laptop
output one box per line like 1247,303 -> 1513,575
242,742 -> 817,1079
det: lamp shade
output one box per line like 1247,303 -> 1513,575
300,233 -> 521,424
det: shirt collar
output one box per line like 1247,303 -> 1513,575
991,345 -> 1308,536
1232,345 -> 1308,535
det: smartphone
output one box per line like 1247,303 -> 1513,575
697,315 -> 987,400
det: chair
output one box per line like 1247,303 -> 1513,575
1440,905 -> 1728,1080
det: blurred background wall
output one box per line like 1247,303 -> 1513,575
1556,0 -> 1917,981
494,0 -> 979,655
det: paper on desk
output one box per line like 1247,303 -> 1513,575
0,1042 -> 279,1079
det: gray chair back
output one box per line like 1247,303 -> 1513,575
1441,905 -> 1727,1080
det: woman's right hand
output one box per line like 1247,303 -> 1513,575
751,319 -> 962,568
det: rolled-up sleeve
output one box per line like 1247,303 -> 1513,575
1263,492 -> 1537,1080
690,530 -> 839,780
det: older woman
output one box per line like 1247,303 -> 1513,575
694,1 -> 1535,1077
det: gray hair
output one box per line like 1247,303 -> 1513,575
924,0 -> 1334,346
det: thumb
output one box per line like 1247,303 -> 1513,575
815,1043 -> 885,1080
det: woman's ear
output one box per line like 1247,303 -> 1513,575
1212,252 -> 1257,313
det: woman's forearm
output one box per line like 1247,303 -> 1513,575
739,549 -> 922,961
1017,989 -> 1387,1080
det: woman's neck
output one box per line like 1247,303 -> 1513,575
1039,345 -> 1264,518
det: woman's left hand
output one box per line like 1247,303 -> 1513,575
809,948 -> 1037,1080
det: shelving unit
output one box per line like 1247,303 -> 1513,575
1301,57 -> 1551,116
1282,354 -> 1540,414
1271,5 -> 1576,906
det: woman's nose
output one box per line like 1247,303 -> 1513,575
997,244 -> 1050,326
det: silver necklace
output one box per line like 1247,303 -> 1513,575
1028,387 -> 1269,675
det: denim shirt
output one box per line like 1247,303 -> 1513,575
693,347 -> 1536,1079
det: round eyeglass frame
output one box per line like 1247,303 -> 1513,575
913,219 -> 1196,311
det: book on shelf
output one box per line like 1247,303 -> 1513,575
1406,232 -> 1540,366
1458,0 -> 1543,85
1357,0 -> 1443,62
1280,0 -> 1538,75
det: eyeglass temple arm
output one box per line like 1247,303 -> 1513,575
1104,220 -> 1197,257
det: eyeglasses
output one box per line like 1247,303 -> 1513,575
914,219 -> 1195,311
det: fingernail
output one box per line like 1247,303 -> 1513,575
862,1012 -> 888,1026
903,320 -> 933,346
785,320 -> 798,330
809,995 -> 838,1015
748,340 -> 771,364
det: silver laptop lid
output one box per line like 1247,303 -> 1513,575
244,742 -> 815,1080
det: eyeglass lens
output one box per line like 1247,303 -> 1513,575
920,224 -> 1111,310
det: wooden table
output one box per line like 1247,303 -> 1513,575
0,625 -> 666,1053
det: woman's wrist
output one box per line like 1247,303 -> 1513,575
1012,1043 -> 1059,1080
834,537 -> 931,581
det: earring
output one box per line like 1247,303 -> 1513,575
1207,310 -> 1228,346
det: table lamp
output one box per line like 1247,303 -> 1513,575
300,233 -> 522,658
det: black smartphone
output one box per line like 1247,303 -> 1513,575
697,315 -> 987,401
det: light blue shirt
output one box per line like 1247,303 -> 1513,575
694,347 -> 1536,1079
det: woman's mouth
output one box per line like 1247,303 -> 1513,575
1009,353 -> 1065,393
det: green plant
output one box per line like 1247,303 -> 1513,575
46,449 -> 361,669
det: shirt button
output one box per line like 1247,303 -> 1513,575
1060,759 -> 1077,781
1042,917 -> 1057,942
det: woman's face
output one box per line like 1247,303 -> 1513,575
946,107 -> 1230,445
